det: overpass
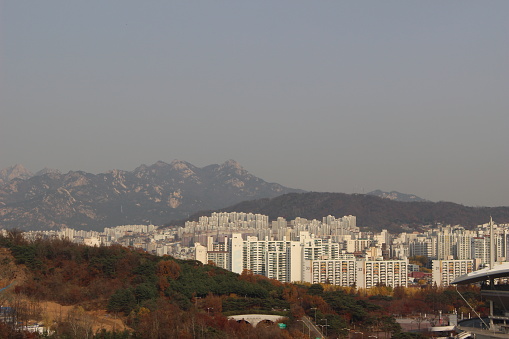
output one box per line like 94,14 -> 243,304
228,314 -> 287,327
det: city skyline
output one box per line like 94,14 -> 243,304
1,1 -> 508,207
16,210 -> 509,288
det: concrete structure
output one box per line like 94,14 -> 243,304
228,314 -> 287,327
453,262 -> 509,338
357,259 -> 408,289
196,230 -> 409,288
303,259 -> 357,286
432,259 -> 474,287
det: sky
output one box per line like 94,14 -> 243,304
1,1 -> 508,207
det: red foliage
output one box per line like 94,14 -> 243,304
156,260 -> 181,280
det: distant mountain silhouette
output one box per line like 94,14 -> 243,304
0,160 -> 303,231
185,192 -> 509,232
0,164 -> 33,184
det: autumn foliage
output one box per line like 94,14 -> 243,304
0,232 -> 486,338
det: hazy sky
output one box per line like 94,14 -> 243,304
1,1 -> 508,207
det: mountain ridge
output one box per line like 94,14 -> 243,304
184,192 -> 509,233
0,160 -> 304,231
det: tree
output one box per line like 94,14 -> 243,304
308,284 -> 324,296
66,306 -> 94,339
108,288 -> 137,315
392,286 -> 407,300
156,260 -> 181,280
409,255 -> 429,267
379,315 -> 401,337
134,283 -> 158,304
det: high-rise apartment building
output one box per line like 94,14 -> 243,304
357,259 -> 408,289
303,259 -> 357,286
196,232 -> 408,288
432,259 -> 474,286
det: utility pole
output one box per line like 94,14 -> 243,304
321,318 -> 329,337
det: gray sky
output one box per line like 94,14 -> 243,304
1,1 -> 508,207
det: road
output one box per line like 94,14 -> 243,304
301,315 -> 325,338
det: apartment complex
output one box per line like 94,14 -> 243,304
20,213 -> 509,288
195,231 -> 408,288
432,259 -> 475,286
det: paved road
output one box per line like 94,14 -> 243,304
301,315 -> 325,338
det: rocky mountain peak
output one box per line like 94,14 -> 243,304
169,160 -> 197,178
0,164 -> 33,183
133,164 -> 149,174
218,159 -> 246,176
154,160 -> 170,167
142,161 -> 171,175
170,159 -> 189,169
222,159 -> 242,169
35,168 -> 61,177
0,159 -> 304,231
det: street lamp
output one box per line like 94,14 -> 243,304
297,319 -> 310,337
207,307 -> 213,315
321,318 -> 329,337
318,324 -> 327,337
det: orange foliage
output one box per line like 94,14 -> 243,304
156,260 -> 181,280
156,276 -> 170,295
239,269 -> 256,282
203,293 -> 223,314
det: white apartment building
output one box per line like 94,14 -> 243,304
432,259 -> 474,286
472,237 -> 490,266
409,237 -> 435,258
303,258 -> 408,288
437,233 -> 454,260
242,236 -> 269,277
303,259 -> 357,286
357,259 -> 408,289
346,238 -> 372,253
196,232 -> 408,288
207,250 -> 229,269
266,244 -> 288,281
455,234 -> 472,260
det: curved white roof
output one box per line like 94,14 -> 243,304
452,262 -> 509,284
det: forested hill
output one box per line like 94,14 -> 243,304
0,233 -> 484,338
187,192 -> 509,232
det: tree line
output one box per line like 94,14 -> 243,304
0,231 -> 486,338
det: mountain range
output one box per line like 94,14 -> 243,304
2,162 -> 507,233
197,192 -> 509,232
0,160 -> 303,231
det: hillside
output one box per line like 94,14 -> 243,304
0,233 -> 482,338
0,160 -> 303,231
187,192 -> 509,232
